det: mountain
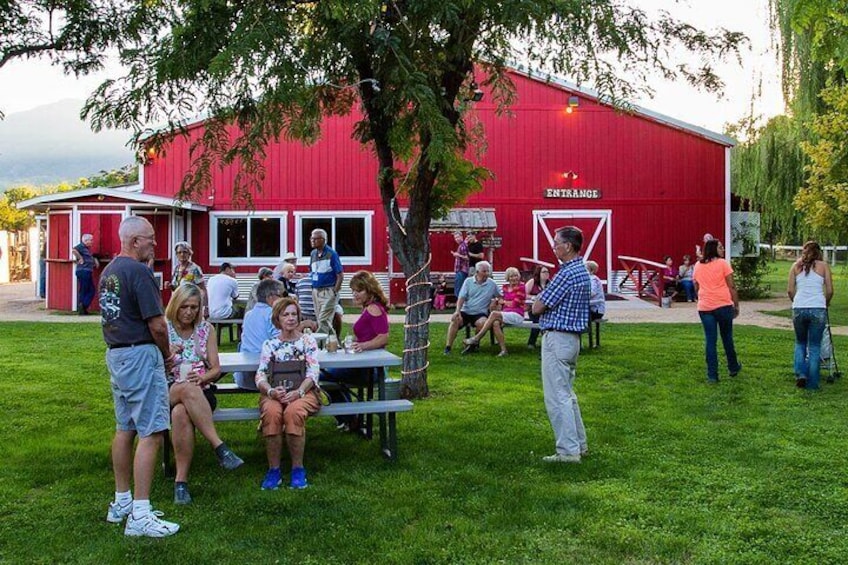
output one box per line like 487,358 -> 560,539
0,99 -> 135,190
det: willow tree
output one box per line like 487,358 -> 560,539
81,1 -> 742,398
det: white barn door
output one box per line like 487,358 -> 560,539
531,209 -> 612,284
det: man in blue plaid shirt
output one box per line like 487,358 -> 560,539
532,226 -> 591,463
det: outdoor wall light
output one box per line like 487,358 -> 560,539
470,81 -> 484,102
562,171 -> 579,180
566,95 -> 579,114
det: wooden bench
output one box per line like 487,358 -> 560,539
464,317 -> 605,349
162,390 -> 413,476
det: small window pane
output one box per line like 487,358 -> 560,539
218,218 -> 247,257
301,218 -> 332,256
250,217 -> 280,257
335,217 -> 365,257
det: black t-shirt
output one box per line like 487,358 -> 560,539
99,256 -> 164,345
467,241 -> 484,268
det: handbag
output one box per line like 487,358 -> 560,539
268,358 -> 331,406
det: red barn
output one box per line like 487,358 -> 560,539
21,68 -> 734,311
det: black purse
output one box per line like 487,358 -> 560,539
268,358 -> 331,406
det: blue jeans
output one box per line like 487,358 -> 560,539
793,308 -> 827,390
698,305 -> 740,381
454,271 -> 468,298
679,280 -> 696,301
76,269 -> 95,311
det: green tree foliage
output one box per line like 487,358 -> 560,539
0,186 -> 37,231
796,84 -> 848,240
729,115 -> 807,243
72,1 -> 743,396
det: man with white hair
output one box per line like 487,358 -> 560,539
444,260 -> 501,355
98,216 -> 179,537
309,228 -> 343,336
72,233 -> 100,315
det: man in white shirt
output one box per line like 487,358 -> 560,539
207,263 -> 241,319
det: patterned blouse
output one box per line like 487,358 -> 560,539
166,320 -> 212,385
501,283 -> 527,316
172,261 -> 205,289
255,333 -> 320,389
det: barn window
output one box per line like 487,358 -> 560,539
209,212 -> 288,265
294,211 -> 373,266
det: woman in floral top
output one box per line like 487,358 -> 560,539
165,283 -> 243,505
463,266 -> 527,357
169,241 -> 207,309
254,297 -> 321,490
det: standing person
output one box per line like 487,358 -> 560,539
678,254 -> 696,302
787,241 -> 834,390
169,241 -> 207,312
693,239 -> 742,383
72,233 -> 100,315
433,273 -> 448,310
466,232 -> 485,271
450,231 -> 469,300
165,283 -> 243,505
532,226 -> 591,464
255,298 -> 321,490
525,265 -> 551,349
207,262 -> 241,319
309,229 -> 343,336
98,216 -> 179,537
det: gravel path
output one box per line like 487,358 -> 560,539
3,281 -> 844,335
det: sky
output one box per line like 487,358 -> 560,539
0,0 -> 785,133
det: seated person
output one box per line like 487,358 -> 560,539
165,283 -> 243,505
235,279 -> 286,390
677,254 -> 696,302
245,267 -> 274,313
525,265 -> 551,349
254,298 -> 321,490
278,262 -> 298,297
444,261 -> 501,355
660,255 -> 678,297
463,266 -> 526,357
207,262 -> 241,319
323,271 -> 390,430
586,260 -> 606,320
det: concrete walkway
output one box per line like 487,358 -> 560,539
3,281 -> 843,334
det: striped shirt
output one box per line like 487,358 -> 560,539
538,257 -> 591,332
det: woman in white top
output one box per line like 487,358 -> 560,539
787,241 -> 834,390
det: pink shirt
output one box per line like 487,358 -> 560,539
353,302 -> 389,343
501,283 -> 526,315
693,259 -> 734,311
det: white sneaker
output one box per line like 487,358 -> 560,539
106,501 -> 132,523
124,511 -> 180,538
542,453 -> 581,464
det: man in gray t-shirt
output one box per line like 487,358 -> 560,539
443,261 -> 501,354
99,216 -> 180,538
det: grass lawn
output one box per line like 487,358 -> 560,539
759,259 -> 848,325
2,321 -> 847,563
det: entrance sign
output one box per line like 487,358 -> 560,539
543,188 -> 602,199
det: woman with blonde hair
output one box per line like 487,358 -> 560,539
787,241 -> 834,389
463,266 -> 526,357
165,283 -> 243,504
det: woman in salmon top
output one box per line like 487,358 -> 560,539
693,239 -> 741,383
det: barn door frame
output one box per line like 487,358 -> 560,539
531,209 -> 612,285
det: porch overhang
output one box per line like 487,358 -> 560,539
16,185 -> 209,213
400,208 -> 498,233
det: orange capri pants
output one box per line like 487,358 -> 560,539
259,392 -> 321,437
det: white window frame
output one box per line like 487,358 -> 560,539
209,211 -> 288,266
294,210 -> 374,266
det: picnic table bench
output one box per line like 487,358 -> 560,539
163,349 -> 411,474
464,317 -> 605,349
208,318 -> 243,345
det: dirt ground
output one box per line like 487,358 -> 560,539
5,280 -> 841,333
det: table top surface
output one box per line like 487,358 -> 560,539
220,348 -> 402,372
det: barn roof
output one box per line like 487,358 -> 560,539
16,185 -> 209,212
400,208 -> 498,232
510,67 -> 736,147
